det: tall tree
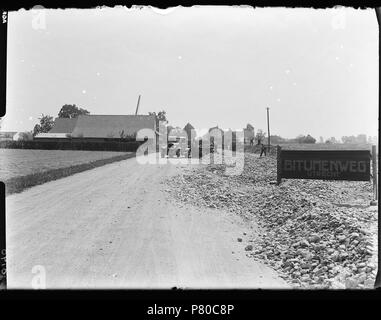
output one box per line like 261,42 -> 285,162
149,110 -> 168,123
166,125 -> 174,136
356,134 -> 367,144
326,137 -> 337,144
295,134 -> 316,144
304,134 -> 316,144
58,104 -> 90,118
270,135 -> 286,144
342,135 -> 357,144
255,129 -> 266,144
33,114 -> 54,136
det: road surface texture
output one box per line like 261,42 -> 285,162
6,153 -> 288,289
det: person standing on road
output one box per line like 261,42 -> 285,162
260,142 -> 267,157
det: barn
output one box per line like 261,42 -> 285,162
34,114 -> 157,143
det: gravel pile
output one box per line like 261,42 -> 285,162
164,152 -> 378,289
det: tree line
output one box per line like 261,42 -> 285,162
255,130 -> 376,145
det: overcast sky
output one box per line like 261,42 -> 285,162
1,6 -> 378,140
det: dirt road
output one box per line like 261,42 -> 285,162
6,153 -> 288,289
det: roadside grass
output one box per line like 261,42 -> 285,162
4,152 -> 135,196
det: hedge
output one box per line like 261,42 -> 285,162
0,140 -> 146,152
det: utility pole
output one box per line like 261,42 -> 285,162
266,107 -> 271,152
135,95 -> 141,115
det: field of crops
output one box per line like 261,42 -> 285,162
276,143 -> 375,151
0,149 -> 129,181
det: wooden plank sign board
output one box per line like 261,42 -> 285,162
277,149 -> 371,182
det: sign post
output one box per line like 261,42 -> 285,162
266,107 -> 271,153
276,145 -> 282,185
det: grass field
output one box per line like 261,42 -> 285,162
0,149 -> 129,180
0,149 -> 135,195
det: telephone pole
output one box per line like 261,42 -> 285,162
266,107 -> 271,151
135,95 -> 141,115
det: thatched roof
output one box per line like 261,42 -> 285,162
70,115 -> 156,138
49,118 -> 78,133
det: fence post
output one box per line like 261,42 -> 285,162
372,145 -> 378,202
276,145 -> 282,185
373,143 -> 380,288
199,139 -> 202,161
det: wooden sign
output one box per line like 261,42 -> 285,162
277,147 -> 371,183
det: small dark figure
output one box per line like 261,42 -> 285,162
260,143 -> 267,157
210,141 -> 215,154
167,142 -> 174,156
250,137 -> 254,146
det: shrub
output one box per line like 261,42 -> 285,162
15,132 -> 33,141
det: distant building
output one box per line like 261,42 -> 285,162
13,132 -> 33,141
0,131 -> 17,141
208,125 -> 224,141
0,131 -> 33,141
224,129 -> 234,150
168,126 -> 187,142
208,125 -> 224,135
207,125 -> 224,151
243,123 -> 254,145
183,122 -> 195,145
